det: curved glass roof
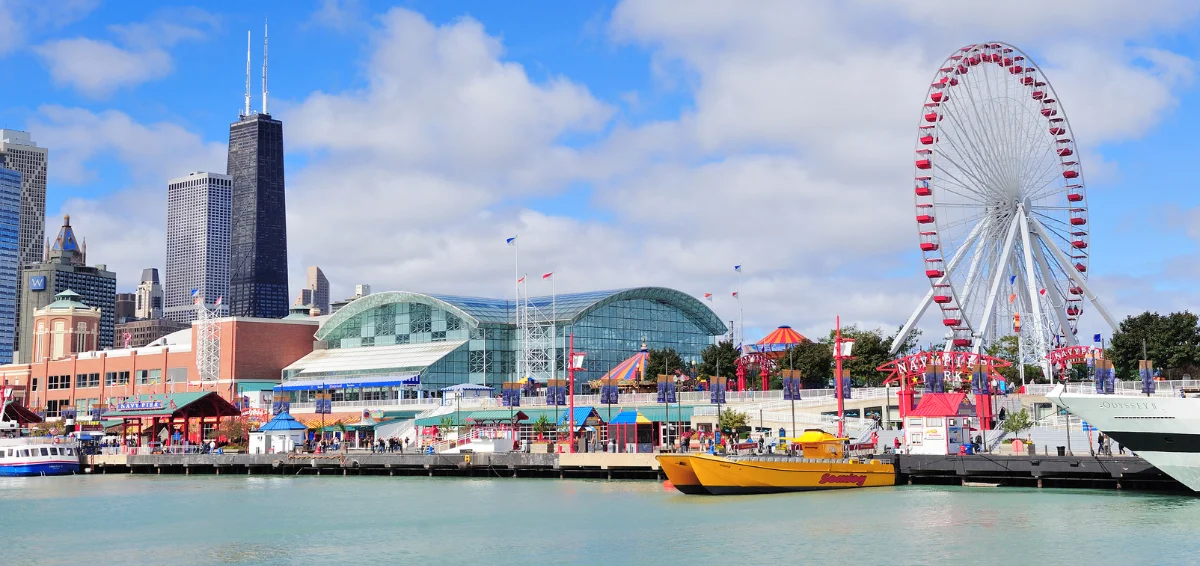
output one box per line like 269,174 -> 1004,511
320,287 -> 727,337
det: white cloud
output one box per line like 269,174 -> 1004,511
0,0 -> 98,57
33,8 -> 216,98
27,106 -> 226,290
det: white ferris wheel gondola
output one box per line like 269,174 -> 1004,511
892,42 -> 1117,372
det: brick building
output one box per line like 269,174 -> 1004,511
115,318 -> 189,349
0,316 -> 318,418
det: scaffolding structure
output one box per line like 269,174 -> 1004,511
195,300 -> 222,388
521,280 -> 556,383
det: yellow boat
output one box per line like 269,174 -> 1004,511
657,429 -> 895,495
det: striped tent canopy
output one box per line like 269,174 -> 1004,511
750,325 -> 808,355
602,347 -> 649,382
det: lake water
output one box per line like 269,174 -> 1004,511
2,475 -> 1198,565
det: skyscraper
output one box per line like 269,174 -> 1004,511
18,215 -> 117,362
164,172 -> 231,323
134,268 -> 163,319
1,129 -> 48,354
306,266 -> 329,315
227,24 -> 289,319
0,167 -> 20,363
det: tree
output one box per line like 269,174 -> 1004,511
779,340 -> 833,388
218,417 -> 251,448
718,408 -> 749,436
646,347 -> 685,380
532,414 -> 551,441
1000,408 -> 1033,437
823,326 -> 895,387
1109,311 -> 1200,380
698,340 -> 739,378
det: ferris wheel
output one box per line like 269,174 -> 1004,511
891,42 -> 1117,364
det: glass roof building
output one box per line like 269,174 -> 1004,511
280,287 -> 727,399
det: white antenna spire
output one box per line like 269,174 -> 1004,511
244,30 -> 251,117
262,17 -> 268,115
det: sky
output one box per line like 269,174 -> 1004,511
1,0 -> 1199,347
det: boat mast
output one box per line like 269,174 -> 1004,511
835,316 -> 845,438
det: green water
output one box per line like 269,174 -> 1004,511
2,475 -> 1197,565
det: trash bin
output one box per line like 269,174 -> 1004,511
1056,446 -> 1066,456
1027,443 -> 1036,456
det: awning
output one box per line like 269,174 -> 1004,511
909,393 -> 970,417
277,374 -> 420,391
608,410 -> 652,425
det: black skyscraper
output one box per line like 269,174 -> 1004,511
227,112 -> 289,318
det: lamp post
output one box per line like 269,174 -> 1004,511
567,333 -> 585,454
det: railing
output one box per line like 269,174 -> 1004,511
1024,381 -> 1197,398
99,445 -> 206,456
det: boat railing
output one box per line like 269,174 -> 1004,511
98,445 -> 207,456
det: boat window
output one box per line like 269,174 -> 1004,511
52,447 -> 60,455
21,449 -> 29,457
40,448 -> 49,456
65,448 -> 73,456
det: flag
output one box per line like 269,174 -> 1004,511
517,275 -> 526,284
1009,275 -> 1016,285
542,272 -> 553,280
732,291 -> 739,298
506,236 -> 517,246
734,265 -> 742,272
215,296 -> 222,306
1008,293 -> 1016,303
703,293 -> 712,300
1039,288 -> 1047,295
1093,333 -> 1102,343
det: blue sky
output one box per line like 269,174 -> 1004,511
1,0 -> 1198,350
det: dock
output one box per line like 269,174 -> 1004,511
81,452 -> 1192,492
895,454 -> 1187,491
85,452 -> 665,480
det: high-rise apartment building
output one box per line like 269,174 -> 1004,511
0,167 -> 20,363
134,268 -> 163,319
227,112 -> 288,319
1,129 -> 48,354
18,215 -> 116,362
164,172 -> 231,324
305,266 -> 329,315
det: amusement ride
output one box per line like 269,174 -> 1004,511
888,42 -> 1117,380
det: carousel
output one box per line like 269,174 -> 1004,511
736,325 -> 809,391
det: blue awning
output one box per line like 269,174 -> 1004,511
558,407 -> 599,426
276,374 -> 420,391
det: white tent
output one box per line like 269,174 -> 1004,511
249,412 -> 307,454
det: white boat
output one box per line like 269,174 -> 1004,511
0,391 -> 81,477
0,437 -> 80,476
1049,384 -> 1200,491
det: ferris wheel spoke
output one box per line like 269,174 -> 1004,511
939,102 -> 1008,196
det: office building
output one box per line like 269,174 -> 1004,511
0,167 -> 19,363
1,129 -> 49,354
114,293 -> 135,323
18,215 -> 116,362
135,268 -> 163,319
306,266 -> 329,315
165,172 -> 231,323
227,109 -> 288,318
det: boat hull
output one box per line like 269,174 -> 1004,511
656,454 -> 709,494
1050,385 -> 1200,491
0,460 -> 79,477
668,453 -> 895,495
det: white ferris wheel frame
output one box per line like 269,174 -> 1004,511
891,42 -> 1117,369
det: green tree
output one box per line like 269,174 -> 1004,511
718,408 -> 749,435
779,340 -> 833,388
698,340 -> 739,378
823,326 -> 896,387
646,347 -> 685,379
532,414 -> 551,441
1109,311 -> 1200,379
1000,408 -> 1033,437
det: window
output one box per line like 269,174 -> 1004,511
137,369 -> 161,385
105,372 -> 117,386
31,378 -> 37,392
118,371 -> 129,385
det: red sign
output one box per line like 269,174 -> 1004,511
1046,345 -> 1097,366
242,408 -> 269,422
819,473 -> 867,486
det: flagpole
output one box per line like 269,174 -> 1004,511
513,236 -> 520,386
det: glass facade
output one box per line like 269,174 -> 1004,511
227,113 -> 289,319
0,168 -> 17,363
285,288 -> 727,394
